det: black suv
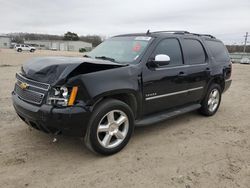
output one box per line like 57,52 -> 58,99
12,31 -> 232,155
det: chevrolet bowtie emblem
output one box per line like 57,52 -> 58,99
19,82 -> 29,90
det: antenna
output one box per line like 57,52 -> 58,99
146,29 -> 150,35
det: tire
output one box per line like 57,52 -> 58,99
17,49 -> 22,52
199,83 -> 222,116
84,99 -> 134,155
30,49 -> 34,52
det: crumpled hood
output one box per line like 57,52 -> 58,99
22,56 -> 126,85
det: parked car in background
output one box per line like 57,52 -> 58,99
12,31 -> 232,155
15,44 -> 36,52
240,57 -> 250,64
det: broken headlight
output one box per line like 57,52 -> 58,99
47,86 -> 78,106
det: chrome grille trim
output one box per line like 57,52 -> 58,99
14,73 -> 50,105
14,84 -> 45,105
16,73 -> 50,91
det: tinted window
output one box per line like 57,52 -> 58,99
182,39 -> 206,64
205,40 -> 230,62
152,38 -> 183,66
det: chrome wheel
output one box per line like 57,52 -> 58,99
208,88 -> 220,112
97,110 -> 129,149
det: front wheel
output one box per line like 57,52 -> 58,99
199,83 -> 222,116
84,99 -> 134,155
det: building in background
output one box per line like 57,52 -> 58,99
0,36 -> 11,48
24,40 -> 92,52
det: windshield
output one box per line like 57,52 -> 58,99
87,36 -> 151,64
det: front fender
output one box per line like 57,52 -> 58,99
67,65 -> 142,106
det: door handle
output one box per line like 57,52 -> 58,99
178,71 -> 187,77
205,67 -> 211,74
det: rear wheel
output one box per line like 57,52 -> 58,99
199,83 -> 221,116
84,99 -> 134,155
30,49 -> 34,52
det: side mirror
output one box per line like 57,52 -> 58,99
148,54 -> 171,68
155,54 -> 170,61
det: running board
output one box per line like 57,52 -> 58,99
135,104 -> 201,127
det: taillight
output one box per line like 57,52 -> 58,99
229,61 -> 232,79
226,62 -> 232,79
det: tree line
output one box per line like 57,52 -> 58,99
226,45 -> 250,53
7,31 -> 103,47
6,32 -> 250,52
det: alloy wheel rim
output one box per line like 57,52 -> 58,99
208,88 -> 220,112
97,110 -> 129,149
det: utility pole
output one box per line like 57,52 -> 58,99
243,32 -> 248,53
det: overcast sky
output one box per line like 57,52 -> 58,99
0,0 -> 249,44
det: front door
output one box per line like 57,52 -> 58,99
142,38 -> 189,115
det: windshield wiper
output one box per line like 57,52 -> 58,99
95,56 -> 116,62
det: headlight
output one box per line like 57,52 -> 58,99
60,86 -> 68,98
47,86 -> 78,106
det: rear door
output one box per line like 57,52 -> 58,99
180,38 -> 210,103
142,38 -> 189,115
204,39 -> 232,80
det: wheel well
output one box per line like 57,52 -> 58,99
201,77 -> 225,103
212,77 -> 225,91
94,93 -> 138,119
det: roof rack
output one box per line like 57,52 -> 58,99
147,30 -> 216,39
150,30 -> 190,34
190,33 -> 216,39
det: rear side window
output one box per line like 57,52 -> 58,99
182,39 -> 206,65
205,40 -> 230,62
152,38 -> 183,66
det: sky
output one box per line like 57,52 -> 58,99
0,0 -> 249,44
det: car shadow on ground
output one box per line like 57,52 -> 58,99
19,110 -> 202,158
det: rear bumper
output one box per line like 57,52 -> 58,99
12,92 -> 91,136
223,79 -> 232,93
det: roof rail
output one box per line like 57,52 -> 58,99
151,30 -> 190,34
190,33 -> 216,39
146,30 -> 216,39
201,34 -> 216,39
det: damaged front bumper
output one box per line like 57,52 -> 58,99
12,92 -> 91,136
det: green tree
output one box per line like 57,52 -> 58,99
63,31 -> 79,41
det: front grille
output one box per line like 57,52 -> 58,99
14,73 -> 50,105
16,73 -> 50,90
